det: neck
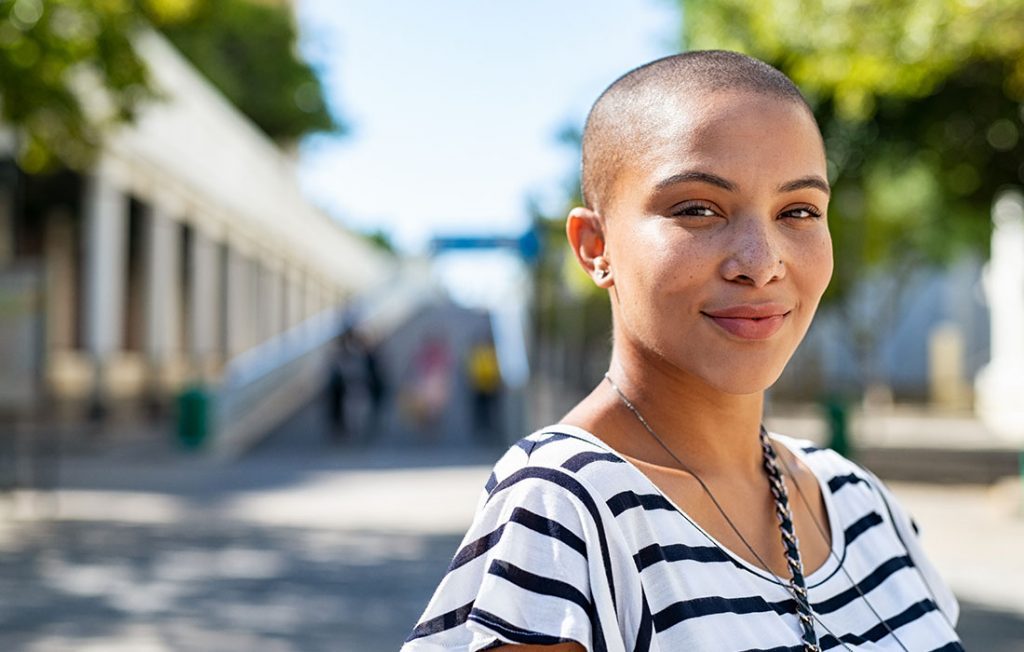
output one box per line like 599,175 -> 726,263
603,345 -> 766,477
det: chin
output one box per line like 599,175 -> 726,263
705,372 -> 784,396
692,356 -> 791,396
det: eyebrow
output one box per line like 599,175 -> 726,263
778,175 -> 831,195
654,170 -> 736,192
653,170 -> 831,196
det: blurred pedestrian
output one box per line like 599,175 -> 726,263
327,335 -> 348,441
361,334 -> 388,443
401,335 -> 452,441
327,328 -> 367,443
466,339 -> 502,442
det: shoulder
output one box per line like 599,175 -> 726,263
483,425 -> 633,501
403,427 -> 632,650
770,432 -> 875,490
771,431 -> 920,544
467,425 -> 643,555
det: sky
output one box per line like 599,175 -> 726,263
295,0 -> 681,255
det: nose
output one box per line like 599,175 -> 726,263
720,217 -> 785,287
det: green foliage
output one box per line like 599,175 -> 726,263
530,204 -> 612,392
151,0 -> 340,143
0,0 -> 338,172
682,0 -> 1024,119
681,0 -> 1024,302
529,124 -> 613,391
0,0 -> 153,172
362,228 -> 395,254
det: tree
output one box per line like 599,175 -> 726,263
150,0 -> 340,144
529,125 -> 613,397
0,0 -> 154,172
680,0 -> 1024,393
0,0 -> 339,173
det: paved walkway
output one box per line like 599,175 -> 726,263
1,400 -> 1022,650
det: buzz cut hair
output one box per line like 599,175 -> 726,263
580,50 -> 814,214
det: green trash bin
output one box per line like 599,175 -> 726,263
177,385 -> 210,449
821,394 -> 850,458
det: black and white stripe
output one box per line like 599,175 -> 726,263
402,426 -> 963,651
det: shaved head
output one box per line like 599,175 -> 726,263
581,50 -> 816,214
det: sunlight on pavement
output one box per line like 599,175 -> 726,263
23,622 -> 301,652
6,490 -> 191,525
217,465 -> 492,533
892,481 -> 1024,617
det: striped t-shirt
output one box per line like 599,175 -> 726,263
403,425 -> 963,651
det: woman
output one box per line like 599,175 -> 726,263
402,51 -> 963,652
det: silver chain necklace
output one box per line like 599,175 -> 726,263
605,372 -> 833,651
780,453 -> 916,652
603,372 -> 919,652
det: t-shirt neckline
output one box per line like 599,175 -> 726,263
537,423 -> 847,588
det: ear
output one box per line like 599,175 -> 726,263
566,206 -> 613,288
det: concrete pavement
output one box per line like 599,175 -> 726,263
0,398 -> 1022,650
0,442 -> 492,651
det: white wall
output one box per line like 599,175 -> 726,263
96,29 -> 393,297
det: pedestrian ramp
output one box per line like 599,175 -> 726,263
209,309 -> 344,459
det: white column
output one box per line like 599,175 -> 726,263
264,264 -> 282,339
276,267 -> 288,333
188,229 -> 218,369
975,189 -> 1024,440
143,203 -> 181,375
928,322 -> 969,410
280,267 -> 291,331
251,260 -> 265,345
245,256 -> 256,349
216,242 -> 228,358
82,171 -> 128,398
44,209 -> 75,350
333,286 -> 347,311
316,279 -> 328,318
286,267 -> 302,329
311,280 -> 324,317
303,271 -> 317,321
224,245 -> 248,358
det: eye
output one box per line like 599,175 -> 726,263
780,205 -> 823,220
670,201 -> 720,218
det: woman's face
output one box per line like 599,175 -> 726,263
604,90 -> 833,395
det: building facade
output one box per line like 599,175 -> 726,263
0,30 -> 392,423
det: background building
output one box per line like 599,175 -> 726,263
0,29 -> 394,448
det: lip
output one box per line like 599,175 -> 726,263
701,304 -> 791,340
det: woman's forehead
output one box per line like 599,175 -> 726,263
604,94 -> 826,211
641,93 -> 823,169
651,89 -> 818,148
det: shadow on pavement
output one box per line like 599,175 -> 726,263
3,517 -> 1022,651
0,519 -> 464,652
957,601 -> 1024,651
45,391 -> 510,515
6,387 -> 1022,650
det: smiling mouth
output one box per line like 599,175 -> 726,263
701,310 -> 790,340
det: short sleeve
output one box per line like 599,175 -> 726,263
402,468 -> 603,651
862,469 -> 960,626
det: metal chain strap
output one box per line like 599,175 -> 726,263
603,373 -> 840,651
759,427 -> 821,652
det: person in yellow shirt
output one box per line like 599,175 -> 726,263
467,339 -> 502,442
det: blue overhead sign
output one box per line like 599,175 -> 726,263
430,227 -> 540,262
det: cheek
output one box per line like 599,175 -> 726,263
813,230 -> 835,292
636,241 -> 709,307
795,229 -> 834,303
614,228 -> 709,332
